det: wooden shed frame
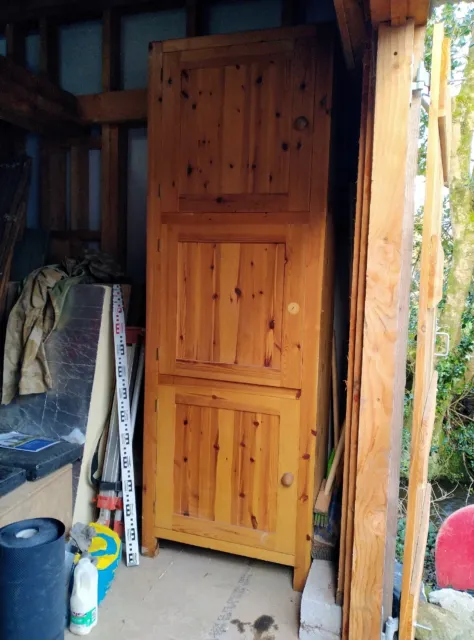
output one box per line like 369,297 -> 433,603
0,1 -> 434,638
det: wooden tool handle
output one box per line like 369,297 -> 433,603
325,421 -> 346,496
332,331 -> 340,445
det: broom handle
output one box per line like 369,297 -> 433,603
325,421 -> 346,496
332,332 -> 340,445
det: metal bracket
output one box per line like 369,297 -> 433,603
435,322 -> 450,358
415,622 -> 432,632
381,616 -> 399,640
412,61 -> 430,92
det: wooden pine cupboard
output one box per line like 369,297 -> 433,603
143,25 -> 335,590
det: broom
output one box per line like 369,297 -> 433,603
314,420 -> 345,527
312,335 -> 344,560
314,333 -> 344,528
312,422 -> 345,560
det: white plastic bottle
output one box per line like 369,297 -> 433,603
69,557 -> 99,635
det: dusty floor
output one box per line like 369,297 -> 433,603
66,541 -> 301,640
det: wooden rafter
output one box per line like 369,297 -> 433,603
0,53 -> 84,136
0,0 -> 185,24
333,0 -> 368,68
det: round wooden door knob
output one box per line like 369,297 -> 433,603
294,116 -> 309,130
281,472 -> 294,487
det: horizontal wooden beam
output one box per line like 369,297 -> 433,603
0,0 -> 184,24
0,53 -> 85,136
50,229 -> 101,242
78,89 -> 147,124
370,0 -> 430,26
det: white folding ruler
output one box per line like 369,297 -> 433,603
112,285 -> 139,567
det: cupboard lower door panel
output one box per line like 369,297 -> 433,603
154,384 -> 299,557
154,526 -> 295,567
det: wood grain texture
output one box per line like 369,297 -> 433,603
160,37 -> 316,214
337,50 -> 370,609
159,375 -> 300,399
294,27 -> 334,592
288,38 -> 316,211
78,89 -> 147,124
163,26 -> 318,53
399,24 -> 446,640
341,51 -> 375,626
370,0 -> 430,25
159,223 -> 305,389
155,384 -> 298,554
142,42 -> 163,558
438,37 -> 452,187
349,22 -> 415,637
101,124 -> 127,263
154,526 -> 294,566
145,28 -> 335,590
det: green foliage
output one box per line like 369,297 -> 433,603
404,8 -> 474,482
418,5 -> 474,175
396,515 -> 438,586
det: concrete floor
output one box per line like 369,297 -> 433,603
66,541 -> 301,640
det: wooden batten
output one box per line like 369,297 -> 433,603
142,40 -> 163,558
399,24 -> 449,640
337,45 -> 375,627
38,19 -> 69,261
78,89 -> 147,124
100,9 -> 127,266
70,145 -> 90,231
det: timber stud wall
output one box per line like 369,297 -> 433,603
3,0 -> 305,269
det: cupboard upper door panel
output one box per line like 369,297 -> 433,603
160,38 -> 316,213
159,224 -> 306,388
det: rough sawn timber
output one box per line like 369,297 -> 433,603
349,20 -> 415,638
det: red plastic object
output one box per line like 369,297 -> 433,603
435,504 -> 474,590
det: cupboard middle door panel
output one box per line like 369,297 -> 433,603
159,224 -> 305,388
154,384 -> 299,556
160,37 -> 316,213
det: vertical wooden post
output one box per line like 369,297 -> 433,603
3,24 -> 26,157
349,21 -> 415,637
39,18 -> 59,83
5,24 -> 26,67
186,0 -> 202,37
70,146 -> 90,231
142,42 -> 164,558
39,18 -> 68,259
281,0 -> 303,26
399,24 -> 446,640
101,9 -> 127,266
